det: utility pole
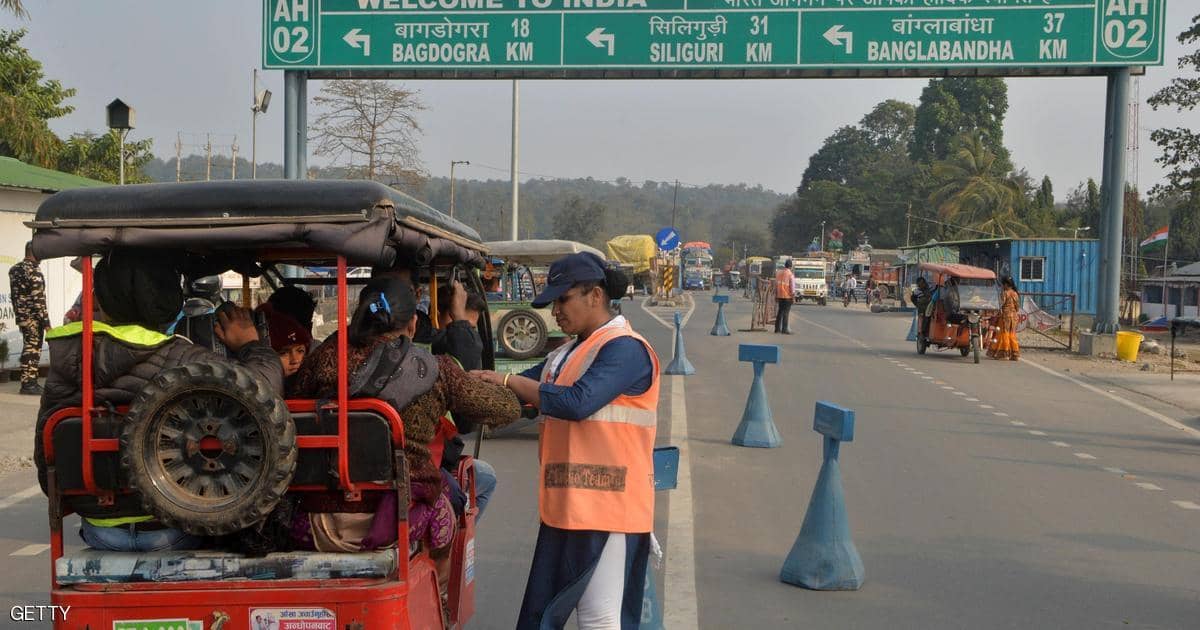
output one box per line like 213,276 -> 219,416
905,207 -> 912,247
231,136 -> 238,180
820,220 -> 826,252
205,134 -> 213,182
175,133 -> 182,183
449,160 -> 469,218
671,179 -> 679,228
510,80 -> 520,241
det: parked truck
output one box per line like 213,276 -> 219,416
790,257 -> 829,305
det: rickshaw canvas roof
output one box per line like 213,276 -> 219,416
483,239 -> 606,265
27,180 -> 486,267
917,262 -> 997,280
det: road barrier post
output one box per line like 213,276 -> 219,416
664,311 -> 695,375
711,294 -> 731,336
780,401 -> 864,590
731,344 -> 782,448
641,446 -> 679,629
906,312 -> 917,342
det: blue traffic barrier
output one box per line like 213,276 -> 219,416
905,312 -> 917,342
711,294 -> 731,336
780,401 -> 864,591
641,446 -> 679,629
664,311 -> 696,375
731,344 -> 782,448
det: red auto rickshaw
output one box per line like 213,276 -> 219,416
33,180 -> 490,629
915,262 -> 1000,364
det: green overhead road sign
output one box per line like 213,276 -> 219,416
263,0 -> 1165,77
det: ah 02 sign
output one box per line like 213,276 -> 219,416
267,0 -> 317,65
1098,0 -> 1163,62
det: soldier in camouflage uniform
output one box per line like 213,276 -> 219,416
9,242 -> 50,395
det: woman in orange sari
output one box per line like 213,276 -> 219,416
989,276 -> 1021,361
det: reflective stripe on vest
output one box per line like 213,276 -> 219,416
84,515 -> 154,528
46,321 -> 172,347
538,318 -> 661,533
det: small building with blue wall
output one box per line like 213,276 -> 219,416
900,238 -> 1099,315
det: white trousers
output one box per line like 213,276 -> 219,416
576,533 -> 627,629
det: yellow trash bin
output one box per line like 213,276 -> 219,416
1115,330 -> 1144,362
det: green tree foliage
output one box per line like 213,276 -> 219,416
552,196 -> 607,247
1064,178 -> 1101,234
722,225 -> 770,260
930,132 -> 1024,237
1,0 -> 26,18
0,29 -> 74,167
798,126 -> 874,189
1147,13 -> 1200,200
860,99 -> 916,153
57,131 -> 154,184
1168,194 -> 1200,264
910,77 -> 1011,169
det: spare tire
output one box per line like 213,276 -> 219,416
120,360 -> 297,536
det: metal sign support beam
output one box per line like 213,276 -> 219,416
1095,66 -> 1131,334
284,70 -> 309,180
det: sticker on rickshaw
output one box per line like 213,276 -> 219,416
112,620 -> 201,630
248,608 -> 336,630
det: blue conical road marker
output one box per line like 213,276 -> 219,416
711,294 -> 731,336
780,401 -> 864,590
905,312 -> 917,342
731,344 -> 782,448
664,311 -> 695,375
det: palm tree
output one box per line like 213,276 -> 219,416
930,131 -> 1026,238
1,0 -> 27,17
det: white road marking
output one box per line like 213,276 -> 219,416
941,386 -> 954,390
912,371 -> 924,375
0,485 -> 41,511
965,397 -> 980,402
665,375 -> 699,628
1134,482 -> 1163,491
979,404 -> 995,409
1021,357 -> 1200,441
9,544 -> 48,557
1170,501 -> 1200,510
1050,441 -> 1071,447
1074,453 -> 1097,460
921,376 -> 934,380
639,294 -> 697,331
993,412 -> 1010,417
1010,421 -> 1027,427
1028,430 -> 1048,436
1103,467 -> 1127,475
953,392 -> 967,396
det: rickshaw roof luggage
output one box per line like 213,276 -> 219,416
484,239 -> 606,266
917,262 -> 997,281
28,179 -> 485,268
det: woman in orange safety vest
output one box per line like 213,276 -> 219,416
473,252 -> 660,629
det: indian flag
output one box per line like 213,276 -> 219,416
1140,226 -> 1169,252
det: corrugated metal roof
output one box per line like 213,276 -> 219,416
0,157 -> 109,193
900,237 -> 1100,250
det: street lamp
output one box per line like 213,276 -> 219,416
1058,226 -> 1092,239
449,160 -> 470,218
105,99 -> 135,185
819,220 -> 826,252
251,69 -> 272,180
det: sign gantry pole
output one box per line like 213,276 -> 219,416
510,79 -> 519,241
1096,66 -> 1131,334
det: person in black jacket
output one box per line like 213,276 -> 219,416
34,249 -> 283,552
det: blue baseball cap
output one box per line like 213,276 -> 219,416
532,252 -> 607,308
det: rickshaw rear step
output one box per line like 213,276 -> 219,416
56,547 -> 397,584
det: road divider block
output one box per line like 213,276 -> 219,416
664,311 -> 696,375
906,312 -> 917,342
780,401 -> 864,590
711,294 -> 731,336
642,446 -> 679,629
731,344 -> 782,448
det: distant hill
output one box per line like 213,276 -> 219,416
145,156 -> 786,251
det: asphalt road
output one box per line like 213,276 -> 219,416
0,294 -> 1197,628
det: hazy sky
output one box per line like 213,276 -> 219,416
4,1 -> 1198,197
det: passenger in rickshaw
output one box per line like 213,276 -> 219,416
266,284 -> 318,342
912,276 -> 932,339
254,302 -> 312,381
287,276 -> 521,561
33,248 -> 284,552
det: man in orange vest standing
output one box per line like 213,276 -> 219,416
473,252 -> 660,629
775,258 -> 795,334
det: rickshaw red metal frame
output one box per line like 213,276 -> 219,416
33,180 -> 489,629
915,262 -> 999,364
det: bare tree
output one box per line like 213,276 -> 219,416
309,80 -> 427,187
1,1 -> 27,18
